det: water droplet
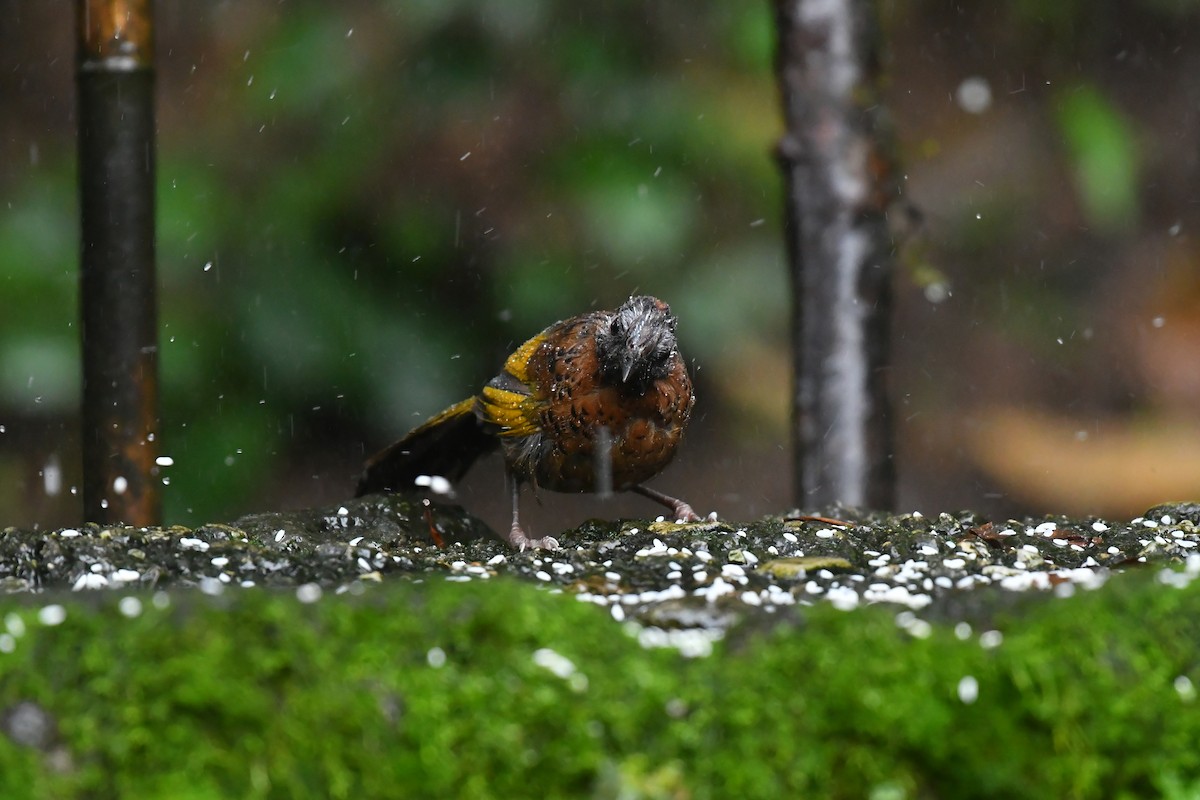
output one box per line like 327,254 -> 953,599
43,457 -> 61,496
955,76 -> 992,114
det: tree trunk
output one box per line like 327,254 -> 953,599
773,0 -> 898,510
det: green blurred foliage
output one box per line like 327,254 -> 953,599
0,168 -> 78,415
1056,85 -> 1139,231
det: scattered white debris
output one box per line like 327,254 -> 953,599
695,577 -> 737,604
426,647 -> 446,668
37,605 -> 66,626
532,647 -> 575,679
957,675 -> 979,704
635,625 -> 721,658
72,574 -> 108,591
414,474 -> 454,495
199,577 -> 224,596
979,630 -> 1004,649
721,564 -> 747,580
5,614 -> 26,638
636,539 -> 670,558
826,586 -> 860,611
867,585 -> 932,609
118,596 -> 143,618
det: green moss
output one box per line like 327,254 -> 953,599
1,570 -> 1199,799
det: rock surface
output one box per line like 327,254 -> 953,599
2,498 -> 1200,798
4,495 -> 1200,637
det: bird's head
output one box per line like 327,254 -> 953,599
596,295 -> 679,390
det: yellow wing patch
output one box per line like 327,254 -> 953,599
499,332 -> 546,385
479,385 -> 540,437
474,330 -> 549,437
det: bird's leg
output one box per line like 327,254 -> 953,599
504,469 -> 560,551
632,484 -> 702,523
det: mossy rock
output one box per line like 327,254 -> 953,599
2,500 -> 1200,797
0,566 -> 1197,798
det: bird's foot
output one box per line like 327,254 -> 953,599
506,524 -> 560,552
632,484 -> 704,524
671,501 -> 702,523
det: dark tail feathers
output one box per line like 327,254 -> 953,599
356,398 -> 497,496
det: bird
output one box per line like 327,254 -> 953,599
356,295 -> 700,550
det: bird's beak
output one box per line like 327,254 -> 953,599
620,353 -> 637,383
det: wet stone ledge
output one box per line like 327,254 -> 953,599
2,495 -> 1199,640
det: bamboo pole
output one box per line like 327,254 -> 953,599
76,0 -> 162,525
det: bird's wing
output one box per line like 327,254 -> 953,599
477,330 -> 547,437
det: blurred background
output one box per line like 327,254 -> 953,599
2,1 -> 1199,534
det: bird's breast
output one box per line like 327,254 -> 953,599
513,368 -> 692,493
